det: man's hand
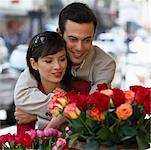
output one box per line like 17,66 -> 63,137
15,107 -> 37,124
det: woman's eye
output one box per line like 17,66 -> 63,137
45,60 -> 52,63
60,58 -> 66,61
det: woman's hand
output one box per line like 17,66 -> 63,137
46,115 -> 65,129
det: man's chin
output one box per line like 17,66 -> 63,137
71,58 -> 83,66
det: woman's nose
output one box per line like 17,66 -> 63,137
53,61 -> 61,69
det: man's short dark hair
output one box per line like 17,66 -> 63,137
59,2 -> 97,34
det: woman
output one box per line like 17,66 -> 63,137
16,31 -> 91,135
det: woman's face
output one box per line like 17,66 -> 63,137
32,49 -> 67,86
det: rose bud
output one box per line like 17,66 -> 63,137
64,103 -> 81,119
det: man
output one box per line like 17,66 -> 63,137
14,2 -> 116,125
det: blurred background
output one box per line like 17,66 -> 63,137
0,0 -> 151,134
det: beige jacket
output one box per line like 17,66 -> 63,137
14,45 -> 116,128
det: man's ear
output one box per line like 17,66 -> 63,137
30,58 -> 38,70
56,27 -> 61,35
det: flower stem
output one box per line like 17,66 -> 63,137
62,113 -> 73,126
79,116 -> 93,136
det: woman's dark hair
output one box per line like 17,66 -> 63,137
26,31 -> 73,91
59,2 -> 97,34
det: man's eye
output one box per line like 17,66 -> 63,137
69,38 -> 76,42
84,39 -> 92,43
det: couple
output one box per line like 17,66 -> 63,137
14,2 -> 116,134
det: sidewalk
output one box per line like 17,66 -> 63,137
0,125 -> 16,135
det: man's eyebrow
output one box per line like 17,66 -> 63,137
68,35 -> 77,39
68,35 -> 93,40
83,36 -> 93,40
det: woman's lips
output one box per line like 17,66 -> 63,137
52,72 -> 62,78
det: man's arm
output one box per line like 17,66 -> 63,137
15,107 -> 37,124
90,47 -> 116,93
14,68 -> 50,119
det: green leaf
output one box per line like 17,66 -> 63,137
120,136 -> 133,141
136,136 -> 146,150
137,133 -> 151,149
68,133 -> 81,148
96,127 -> 110,140
16,145 -> 25,150
122,126 -> 137,137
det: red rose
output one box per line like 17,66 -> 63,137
130,85 -> 145,93
72,79 -> 91,95
89,92 -> 110,112
21,133 -> 32,148
97,83 -> 108,91
143,88 -> 151,114
112,88 -> 125,107
0,135 -> 7,148
42,137 -> 48,144
5,133 -> 14,144
14,135 -> 22,146
144,98 -> 151,115
67,92 -> 88,111
133,86 -> 150,105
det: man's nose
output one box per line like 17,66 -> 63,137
76,41 -> 83,51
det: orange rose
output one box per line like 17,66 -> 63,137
116,103 -> 133,120
89,107 -> 105,121
124,90 -> 135,104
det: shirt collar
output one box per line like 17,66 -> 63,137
72,59 -> 86,70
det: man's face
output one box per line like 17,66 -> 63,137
63,20 -> 95,66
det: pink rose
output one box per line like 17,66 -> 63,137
51,89 -> 67,99
43,128 -> 62,137
37,130 -> 44,137
26,129 -> 37,139
48,97 -> 68,117
52,138 -> 67,150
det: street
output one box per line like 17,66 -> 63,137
0,68 -> 20,129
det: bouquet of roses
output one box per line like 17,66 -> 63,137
0,128 -> 69,150
48,84 -> 151,150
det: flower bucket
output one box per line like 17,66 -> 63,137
72,141 -> 100,150
99,144 -> 138,150
72,141 -> 139,150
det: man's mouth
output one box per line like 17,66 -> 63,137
71,52 -> 82,59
